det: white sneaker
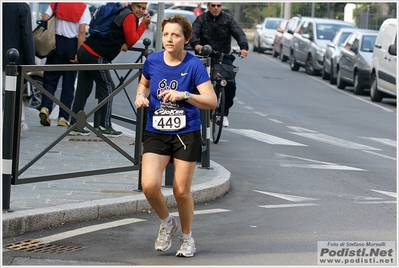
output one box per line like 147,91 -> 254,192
154,217 -> 178,252
222,116 -> 229,127
20,122 -> 29,136
176,236 -> 196,257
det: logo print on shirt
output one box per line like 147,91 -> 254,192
181,72 -> 188,76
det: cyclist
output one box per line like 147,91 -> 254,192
190,2 -> 249,127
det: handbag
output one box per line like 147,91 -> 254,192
32,3 -> 58,59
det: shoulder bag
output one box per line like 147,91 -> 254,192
33,3 -> 58,59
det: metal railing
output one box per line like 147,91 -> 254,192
2,44 -> 213,210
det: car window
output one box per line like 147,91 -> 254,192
316,24 -> 341,40
338,32 -> 351,46
351,36 -> 360,52
344,32 -> 357,50
361,35 -> 377,52
297,20 -> 309,34
265,19 -> 282,29
303,22 -> 314,38
286,17 -> 298,33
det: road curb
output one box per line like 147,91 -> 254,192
2,161 -> 230,238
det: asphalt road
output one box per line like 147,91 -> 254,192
3,30 -> 396,267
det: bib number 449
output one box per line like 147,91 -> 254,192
153,108 -> 186,131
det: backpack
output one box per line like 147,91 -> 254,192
89,2 -> 128,37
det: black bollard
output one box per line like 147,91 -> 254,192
3,48 -> 19,211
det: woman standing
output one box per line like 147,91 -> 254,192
134,14 -> 216,257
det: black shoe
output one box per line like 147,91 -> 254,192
99,126 -> 122,138
69,127 -> 90,136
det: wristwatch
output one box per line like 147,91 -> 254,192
184,91 -> 191,100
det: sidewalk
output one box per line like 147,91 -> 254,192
2,107 -> 231,237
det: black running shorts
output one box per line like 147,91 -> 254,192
142,130 -> 202,162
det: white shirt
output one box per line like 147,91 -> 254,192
45,5 -> 91,38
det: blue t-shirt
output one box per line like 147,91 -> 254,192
142,51 -> 210,134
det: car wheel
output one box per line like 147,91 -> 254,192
290,52 -> 300,71
321,60 -> 330,80
329,63 -> 337,85
253,41 -> 258,52
257,39 -> 264,54
280,49 -> 288,62
370,72 -> 383,102
272,46 -> 278,58
353,72 -> 365,95
336,68 -> 347,89
305,54 -> 317,75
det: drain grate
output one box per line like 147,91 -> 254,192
68,138 -> 104,142
4,240 -> 86,254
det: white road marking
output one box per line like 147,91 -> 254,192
268,118 -> 283,123
362,150 -> 396,161
371,189 -> 397,198
253,190 -> 318,202
3,209 -> 231,253
287,126 -> 317,133
280,163 -> 364,170
362,137 -> 397,147
259,203 -> 319,209
39,218 -> 146,244
291,132 -> 380,150
355,201 -> 396,204
170,208 -> 230,217
226,129 -> 306,146
236,100 -> 245,105
2,218 -> 146,253
244,106 -> 254,110
276,153 -> 365,171
254,111 -> 268,117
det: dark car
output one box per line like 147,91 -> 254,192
336,29 -> 379,95
321,27 -> 357,84
272,19 -> 288,58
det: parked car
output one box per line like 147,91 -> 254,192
253,17 -> 283,54
290,17 -> 357,75
150,9 -> 196,49
168,3 -> 233,16
272,19 -> 288,58
370,18 -> 397,102
147,2 -> 173,15
321,27 -> 357,84
336,29 -> 378,94
280,14 -> 306,62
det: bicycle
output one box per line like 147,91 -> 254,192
199,46 -> 241,144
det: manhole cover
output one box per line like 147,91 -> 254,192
4,240 -> 85,254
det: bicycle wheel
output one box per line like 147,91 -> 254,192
211,86 -> 225,144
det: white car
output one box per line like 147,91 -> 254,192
253,17 -> 283,54
370,18 -> 397,102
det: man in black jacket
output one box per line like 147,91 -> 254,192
191,2 -> 248,127
2,2 -> 36,135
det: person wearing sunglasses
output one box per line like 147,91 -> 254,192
190,2 -> 249,127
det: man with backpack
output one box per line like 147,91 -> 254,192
70,2 -> 151,137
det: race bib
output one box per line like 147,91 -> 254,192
153,107 -> 186,131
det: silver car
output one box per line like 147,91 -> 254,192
336,29 -> 379,95
321,27 -> 357,84
253,17 -> 283,54
280,15 -> 306,62
290,17 -> 357,75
